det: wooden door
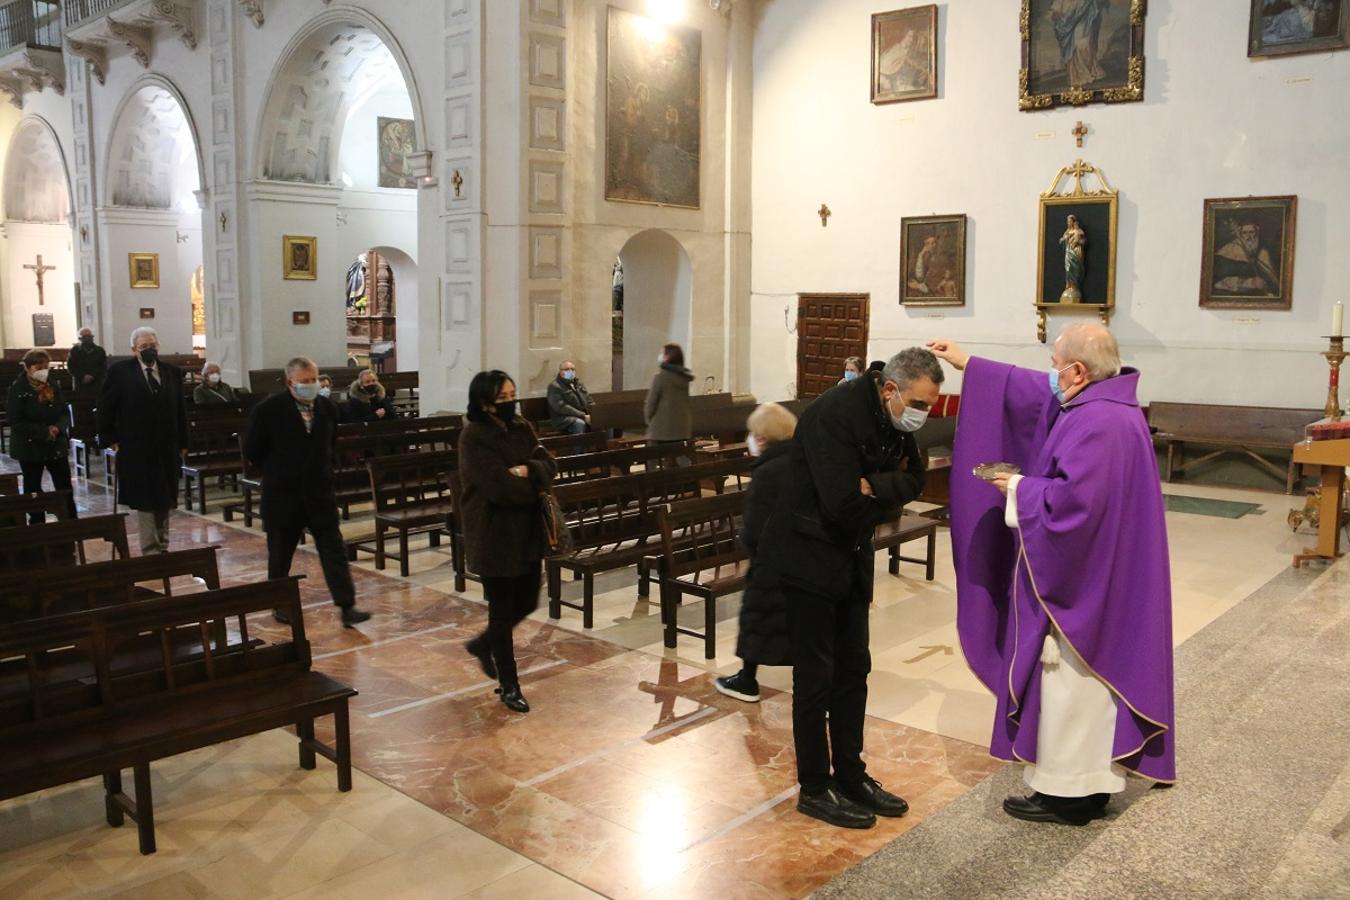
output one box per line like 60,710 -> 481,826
796,293 -> 869,399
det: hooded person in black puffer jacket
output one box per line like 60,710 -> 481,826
715,402 -> 800,704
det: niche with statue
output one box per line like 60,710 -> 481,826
345,250 -> 396,369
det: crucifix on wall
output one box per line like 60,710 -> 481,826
23,255 -> 56,306
1072,121 -> 1089,148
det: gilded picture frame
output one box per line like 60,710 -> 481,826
1034,159 -> 1119,341
128,253 -> 160,289
871,5 -> 939,105
283,235 -> 318,281
1248,0 -> 1349,59
1199,196 -> 1297,311
900,214 -> 966,307
1019,0 -> 1146,111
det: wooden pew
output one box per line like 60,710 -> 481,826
552,441 -> 696,485
0,490 -> 76,528
655,492 -> 749,659
181,417 -> 246,512
1148,402 -> 1320,493
0,546 -> 221,621
539,430 -> 610,457
0,472 -> 19,494
0,514 -> 130,571
0,578 -> 356,855
871,513 -> 939,581
353,450 -> 457,577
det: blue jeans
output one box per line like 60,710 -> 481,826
562,419 -> 587,435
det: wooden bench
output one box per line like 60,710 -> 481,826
181,418 -> 247,512
351,450 -> 457,577
0,578 -> 356,855
656,492 -> 749,659
0,489 -> 76,528
0,546 -> 222,621
0,514 -> 130,571
1148,402 -> 1320,493
0,472 -> 19,494
546,457 -> 753,628
539,430 -> 610,457
872,513 -> 939,581
552,440 -> 696,484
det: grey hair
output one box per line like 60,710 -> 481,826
882,347 -> 945,391
1057,323 -> 1121,381
128,326 -> 158,349
202,361 -> 221,372
285,356 -> 318,377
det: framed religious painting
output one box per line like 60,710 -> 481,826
605,6 -> 702,208
1019,0 -> 1146,111
1199,196 -> 1297,311
871,5 -> 938,104
283,235 -> 318,281
128,253 -> 159,289
1248,0 -> 1349,58
1035,160 -> 1118,342
900,214 -> 966,307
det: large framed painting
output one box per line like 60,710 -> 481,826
283,235 -> 318,281
605,6 -> 702,209
871,5 -> 938,104
377,117 -> 417,189
1248,0 -> 1349,58
129,252 -> 159,289
1199,196 -> 1297,311
900,214 -> 966,307
1020,0 -> 1146,111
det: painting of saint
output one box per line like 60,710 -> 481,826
1021,0 -> 1144,109
605,7 -> 702,208
1200,197 -> 1297,310
871,6 -> 938,104
378,117 -> 417,189
900,215 -> 966,307
1248,0 -> 1348,58
283,236 -> 318,281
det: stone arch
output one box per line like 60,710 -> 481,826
617,228 -> 694,390
255,10 -> 428,184
103,76 -> 204,208
2,116 -> 71,224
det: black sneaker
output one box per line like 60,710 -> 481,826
341,607 -> 372,628
797,787 -> 877,829
714,671 -> 760,703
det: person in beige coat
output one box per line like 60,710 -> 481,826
644,343 -> 694,443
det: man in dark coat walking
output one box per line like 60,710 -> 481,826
243,357 -> 371,628
96,327 -> 188,554
758,348 -> 943,829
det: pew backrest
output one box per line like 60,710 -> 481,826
0,546 -> 222,620
0,514 -> 130,571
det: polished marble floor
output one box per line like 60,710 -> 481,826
0,460 -> 1315,898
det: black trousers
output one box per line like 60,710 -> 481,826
472,567 -> 541,687
20,457 -> 75,521
266,514 -> 355,609
787,582 -> 872,795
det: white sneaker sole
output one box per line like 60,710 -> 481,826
715,680 -> 761,703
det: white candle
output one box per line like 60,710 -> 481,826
1335,301 -> 1344,337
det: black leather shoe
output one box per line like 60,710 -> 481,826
341,608 -> 372,628
495,684 -> 530,713
1002,792 -> 1103,826
797,787 -> 877,829
465,641 -> 497,680
840,777 -> 909,818
1090,792 -> 1111,810
272,608 -> 291,625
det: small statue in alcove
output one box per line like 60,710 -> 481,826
1059,214 -> 1086,303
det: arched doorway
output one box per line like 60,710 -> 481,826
2,117 -> 75,349
617,229 -> 693,391
102,80 -> 205,356
341,246 -> 417,372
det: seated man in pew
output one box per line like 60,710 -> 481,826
548,360 -> 594,435
244,357 -> 371,628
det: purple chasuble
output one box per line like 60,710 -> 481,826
950,358 -> 1176,783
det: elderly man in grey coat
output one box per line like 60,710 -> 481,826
547,360 -> 593,434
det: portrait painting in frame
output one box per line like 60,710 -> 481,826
1020,0 -> 1146,111
1199,196 -> 1297,311
377,116 -> 417,189
283,235 -> 318,281
871,5 -> 938,104
605,5 -> 702,209
900,214 -> 966,307
129,253 -> 160,289
1248,0 -> 1349,58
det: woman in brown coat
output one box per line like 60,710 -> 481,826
459,369 -> 558,712
644,342 -> 694,442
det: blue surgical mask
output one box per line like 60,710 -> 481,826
843,370 -> 858,382
562,370 -> 576,381
292,382 -> 320,402
318,386 -> 332,398
885,386 -> 928,433
1049,364 -> 1075,404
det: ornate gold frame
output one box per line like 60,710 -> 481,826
128,253 -> 160,289
899,213 -> 966,307
1198,195 -> 1297,311
1036,159 -> 1118,342
283,235 -> 318,281
1019,0 -> 1146,111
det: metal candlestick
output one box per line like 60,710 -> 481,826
1324,335 -> 1346,420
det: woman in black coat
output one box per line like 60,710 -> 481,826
345,370 -> 399,423
458,370 -> 558,713
5,349 -> 75,520
715,402 -> 800,703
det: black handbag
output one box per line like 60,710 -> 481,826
539,490 -> 573,556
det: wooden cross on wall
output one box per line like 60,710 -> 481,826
1072,121 -> 1089,148
818,204 -> 832,227
23,255 -> 56,306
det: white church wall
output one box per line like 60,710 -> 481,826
2,223 -> 76,349
750,0 -> 1350,407
97,208 -> 201,353
338,89 -> 415,193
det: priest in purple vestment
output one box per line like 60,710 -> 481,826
929,324 -> 1176,826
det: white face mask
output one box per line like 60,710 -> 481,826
657,354 -> 666,366
746,434 -> 763,457
207,373 -> 221,385
886,386 -> 929,433
31,367 -> 49,383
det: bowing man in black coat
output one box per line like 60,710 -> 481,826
243,357 -> 371,628
96,327 -> 188,554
